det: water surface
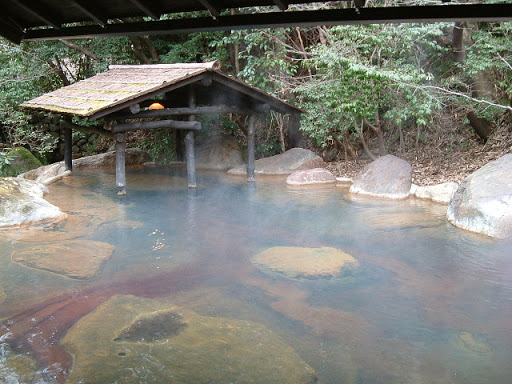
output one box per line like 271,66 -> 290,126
1,165 -> 511,383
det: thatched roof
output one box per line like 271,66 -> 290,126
21,62 -> 223,117
21,61 -> 301,119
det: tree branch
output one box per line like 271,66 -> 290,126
58,39 -> 99,61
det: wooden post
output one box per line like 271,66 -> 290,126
115,132 -> 126,196
64,125 -> 72,171
247,115 -> 256,182
288,112 -> 303,148
186,86 -> 197,188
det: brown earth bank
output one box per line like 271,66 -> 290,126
325,121 -> 512,186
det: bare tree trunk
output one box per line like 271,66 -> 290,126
141,36 -> 159,62
363,113 -> 387,156
47,57 -> 71,86
129,36 -> 152,64
58,39 -> 99,61
356,120 -> 378,161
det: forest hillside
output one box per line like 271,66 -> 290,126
1,2 -> 511,184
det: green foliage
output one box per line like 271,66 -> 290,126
1,147 -> 42,177
294,24 -> 445,148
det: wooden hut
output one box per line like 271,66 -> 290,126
21,61 -> 303,194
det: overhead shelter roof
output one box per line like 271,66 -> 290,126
2,0 -> 512,44
20,61 -> 302,119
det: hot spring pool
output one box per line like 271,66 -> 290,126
1,165 -> 511,384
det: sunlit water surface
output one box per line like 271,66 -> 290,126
1,165 -> 511,384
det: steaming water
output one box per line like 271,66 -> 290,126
1,165 -> 511,384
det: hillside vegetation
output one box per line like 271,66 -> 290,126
1,2 -> 511,182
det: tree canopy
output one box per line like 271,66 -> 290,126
1,2 -> 511,172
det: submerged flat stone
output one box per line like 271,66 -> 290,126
61,295 -> 317,384
11,240 -> 115,279
252,246 -> 358,279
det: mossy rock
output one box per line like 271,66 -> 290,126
2,147 -> 42,177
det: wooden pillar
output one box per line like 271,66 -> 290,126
64,125 -> 73,171
247,115 -> 256,182
186,86 -> 197,188
288,112 -> 303,148
115,132 -> 127,196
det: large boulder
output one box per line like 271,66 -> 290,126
196,133 -> 244,170
412,181 -> 459,204
349,155 -> 412,199
286,168 -> 336,186
0,177 -> 65,227
21,162 -> 71,185
2,147 -> 42,177
447,154 -> 512,238
62,295 -> 318,384
228,148 -> 325,176
73,148 -> 151,168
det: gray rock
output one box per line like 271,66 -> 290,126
447,154 -> 512,238
414,181 -> 459,204
196,134 -> 244,170
73,148 -> 151,168
228,148 -> 325,176
286,168 -> 336,186
21,162 -> 71,185
0,177 -> 65,227
349,155 -> 412,199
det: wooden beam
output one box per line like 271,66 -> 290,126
287,112 -> 302,148
109,104 -> 268,120
247,115 -> 256,182
127,0 -> 159,20
11,0 -> 60,29
112,120 -> 201,133
198,0 -> 220,18
273,0 -> 288,11
60,119 -> 114,138
115,132 -> 126,196
186,86 -> 197,188
22,4 -> 512,42
69,0 -> 107,27
64,125 -> 73,171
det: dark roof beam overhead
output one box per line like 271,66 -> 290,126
21,4 -> 512,42
10,0 -> 61,29
69,0 -> 107,27
273,0 -> 289,11
198,0 -> 221,18
127,0 -> 160,20
0,15 -> 24,44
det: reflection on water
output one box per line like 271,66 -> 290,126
1,165 -> 511,384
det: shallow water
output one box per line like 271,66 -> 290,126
1,165 -> 511,384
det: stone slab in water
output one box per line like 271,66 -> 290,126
252,246 -> 358,279
228,148 -> 326,176
447,154 -> 512,238
350,155 -> 412,199
61,295 -> 318,384
11,240 -> 115,279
